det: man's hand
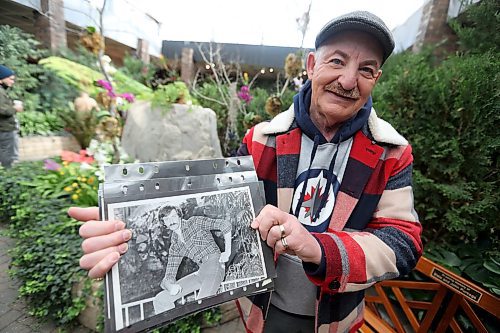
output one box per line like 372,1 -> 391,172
219,251 -> 230,263
251,205 -> 322,264
69,207 -> 131,279
160,279 -> 182,296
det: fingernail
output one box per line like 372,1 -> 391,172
109,252 -> 120,263
118,243 -> 128,253
122,230 -> 132,241
114,221 -> 125,231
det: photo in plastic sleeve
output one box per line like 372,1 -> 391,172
107,186 -> 267,331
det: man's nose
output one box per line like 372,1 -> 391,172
337,67 -> 358,91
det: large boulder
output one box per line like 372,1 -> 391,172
121,101 -> 222,161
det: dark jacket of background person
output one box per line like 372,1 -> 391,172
0,84 -> 17,132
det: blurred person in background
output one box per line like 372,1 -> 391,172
0,65 -> 23,168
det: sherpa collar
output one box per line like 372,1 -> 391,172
261,105 -> 408,146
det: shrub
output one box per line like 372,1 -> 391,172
18,110 -> 65,137
0,162 -> 91,326
450,0 -> 500,54
40,56 -> 152,100
0,25 -> 47,112
120,52 -> 156,85
372,49 -> 500,293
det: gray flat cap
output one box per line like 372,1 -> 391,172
315,11 -> 395,65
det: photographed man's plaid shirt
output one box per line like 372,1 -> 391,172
163,215 -> 231,283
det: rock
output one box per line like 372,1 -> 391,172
121,102 -> 223,162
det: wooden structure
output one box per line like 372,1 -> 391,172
360,256 -> 499,332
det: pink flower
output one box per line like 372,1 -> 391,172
119,93 -> 135,103
43,159 -> 61,171
237,85 -> 253,104
96,79 -> 113,91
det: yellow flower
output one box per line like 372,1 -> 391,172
77,177 -> 82,181
63,161 -> 69,166
76,189 -> 82,193
81,177 -> 87,182
87,177 -> 95,184
59,171 -> 65,175
64,186 -> 72,192
71,194 -> 79,200
72,182 -> 78,188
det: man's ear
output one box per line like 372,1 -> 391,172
374,69 -> 383,83
306,52 -> 316,78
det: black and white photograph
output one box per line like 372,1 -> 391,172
106,186 -> 268,331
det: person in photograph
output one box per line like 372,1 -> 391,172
152,204 -> 232,313
71,10 -> 422,333
0,65 -> 23,168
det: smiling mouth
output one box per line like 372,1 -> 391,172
325,82 -> 360,100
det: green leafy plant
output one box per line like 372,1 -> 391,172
120,52 -> 156,85
450,0 -> 500,54
0,162 -> 93,327
151,81 -> 198,110
18,110 -> 65,137
59,102 -> 110,148
40,56 -> 152,100
0,25 -> 47,112
373,36 -> 499,294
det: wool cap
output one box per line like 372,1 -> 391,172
0,65 -> 15,80
315,11 -> 395,65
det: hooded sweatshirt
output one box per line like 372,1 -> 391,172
270,80 -> 372,316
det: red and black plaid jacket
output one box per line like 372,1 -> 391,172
236,106 -> 423,333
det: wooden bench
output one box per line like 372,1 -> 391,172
360,256 -> 500,332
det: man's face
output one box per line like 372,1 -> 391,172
162,209 -> 181,230
306,31 -> 383,129
1,75 -> 15,87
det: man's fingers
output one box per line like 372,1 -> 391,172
80,244 -> 128,270
81,229 -> 132,254
87,252 -> 121,279
69,206 -> 99,222
79,220 -> 126,238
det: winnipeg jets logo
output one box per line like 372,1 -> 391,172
293,172 -> 337,228
302,179 -> 328,221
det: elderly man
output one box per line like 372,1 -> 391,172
0,65 -> 23,168
71,10 -> 422,333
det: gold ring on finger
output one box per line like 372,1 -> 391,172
281,236 -> 289,250
279,224 -> 285,238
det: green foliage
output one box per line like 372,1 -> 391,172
151,81 -> 198,110
59,103 -> 106,148
18,111 -> 65,137
196,82 -> 229,146
33,68 -> 80,113
425,241 -> 500,296
373,48 -> 499,293
120,52 -> 156,85
374,50 -> 499,243
450,0 -> 500,54
36,160 -> 99,207
0,25 -> 48,112
154,307 -> 221,333
0,162 -> 93,326
40,56 -> 152,99
58,45 -> 100,70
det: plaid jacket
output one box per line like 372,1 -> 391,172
236,105 -> 423,333
163,216 -> 231,283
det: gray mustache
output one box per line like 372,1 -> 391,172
325,81 -> 360,99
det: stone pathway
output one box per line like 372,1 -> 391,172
0,223 -> 245,333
